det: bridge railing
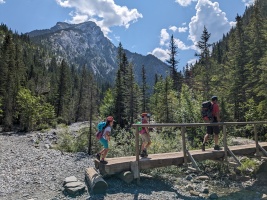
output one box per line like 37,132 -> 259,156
132,121 -> 267,164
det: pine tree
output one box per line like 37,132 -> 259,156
245,0 -> 267,101
88,71 -> 98,155
141,65 -> 149,112
228,15 -> 248,121
195,26 -> 212,100
166,34 -> 182,92
1,34 -> 16,130
56,59 -> 71,123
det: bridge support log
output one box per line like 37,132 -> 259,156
227,148 -> 241,166
117,171 -> 134,184
259,145 -> 267,157
186,149 -> 200,171
85,167 -> 108,194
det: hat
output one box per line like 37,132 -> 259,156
106,116 -> 114,122
141,113 -> 148,117
211,96 -> 218,101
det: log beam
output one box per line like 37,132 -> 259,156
85,167 -> 108,194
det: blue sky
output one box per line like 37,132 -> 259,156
0,0 -> 255,71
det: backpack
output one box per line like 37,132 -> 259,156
95,121 -> 106,140
201,101 -> 213,122
136,121 -> 142,131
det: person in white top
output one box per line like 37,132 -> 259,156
96,116 -> 114,164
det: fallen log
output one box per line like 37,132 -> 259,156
85,167 -> 108,194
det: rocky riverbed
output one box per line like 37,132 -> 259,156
0,123 -> 267,200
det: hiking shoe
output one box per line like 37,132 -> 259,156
140,151 -> 145,158
201,144 -> 205,151
141,150 -> 148,158
100,160 -> 108,164
214,145 -> 220,150
95,153 -> 101,161
144,149 -> 148,157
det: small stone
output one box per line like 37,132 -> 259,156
202,187 -> 209,194
189,190 -> 200,196
64,176 -> 78,185
209,193 -> 218,199
65,185 -> 85,195
185,175 -> 193,181
262,194 -> 267,200
185,185 -> 193,191
197,175 -> 209,180
65,181 -> 85,188
237,176 -> 250,182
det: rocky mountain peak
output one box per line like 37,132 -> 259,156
28,21 -> 169,86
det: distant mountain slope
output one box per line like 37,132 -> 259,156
27,21 -> 169,86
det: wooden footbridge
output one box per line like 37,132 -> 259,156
94,122 -> 267,183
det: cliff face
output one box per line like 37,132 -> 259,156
28,21 -> 169,86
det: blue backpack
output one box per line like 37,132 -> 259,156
95,121 -> 106,140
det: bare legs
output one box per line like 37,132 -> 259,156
141,141 -> 151,151
99,148 -> 109,160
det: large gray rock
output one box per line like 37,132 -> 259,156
63,176 -> 86,196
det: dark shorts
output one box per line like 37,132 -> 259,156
207,124 -> 220,135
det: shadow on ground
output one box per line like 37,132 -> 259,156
86,175 -> 205,200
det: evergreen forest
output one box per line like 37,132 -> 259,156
0,0 -> 267,154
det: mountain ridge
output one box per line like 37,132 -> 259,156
27,21 -> 169,86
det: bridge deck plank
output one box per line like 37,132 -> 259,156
95,142 -> 267,175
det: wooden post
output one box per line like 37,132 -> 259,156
181,127 -> 187,165
223,125 -> 227,161
135,126 -> 140,162
254,124 -> 259,156
135,126 -> 140,184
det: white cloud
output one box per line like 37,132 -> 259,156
174,38 -> 190,50
169,26 -> 188,33
56,0 -> 143,36
0,0 -> 5,4
149,48 -> 169,62
175,0 -> 197,7
188,0 -> 232,46
160,29 -> 169,46
178,27 -> 188,32
169,26 -> 178,32
242,0 -> 255,7
187,58 -> 197,65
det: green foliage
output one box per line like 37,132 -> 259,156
107,127 -> 183,158
237,157 -> 260,176
150,76 -> 178,123
244,98 -> 259,121
108,128 -> 136,157
199,160 -> 231,176
176,84 -> 201,123
16,88 -> 55,131
55,127 -> 89,153
99,88 -> 115,118
149,128 -> 182,153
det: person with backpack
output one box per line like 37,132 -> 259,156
95,116 -> 114,164
139,113 -> 151,157
202,96 -> 221,151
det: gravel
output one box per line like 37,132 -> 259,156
1,126 -> 266,200
0,130 -> 202,200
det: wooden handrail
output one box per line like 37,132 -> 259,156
132,121 -> 267,128
133,121 -> 267,181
